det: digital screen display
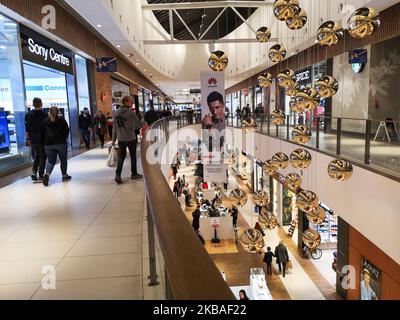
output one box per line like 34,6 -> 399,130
0,110 -> 10,153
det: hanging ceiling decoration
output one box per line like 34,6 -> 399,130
241,118 -> 257,133
208,50 -> 228,72
306,206 -> 326,225
296,190 -> 319,212
256,26 -> 272,42
257,72 -> 273,87
284,173 -> 302,193
259,208 -> 278,230
290,148 -> 312,169
229,188 -> 248,207
316,21 -> 344,47
302,229 -> 322,249
272,152 -> 289,170
348,7 -> 381,39
314,75 -> 339,99
327,159 -> 353,181
252,190 -> 269,207
240,228 -> 265,253
285,83 -> 300,97
277,69 -> 296,89
289,96 -> 304,113
292,125 -> 312,144
273,0 -> 300,21
269,44 -> 287,63
271,109 -> 286,126
286,8 -> 307,30
263,160 -> 278,175
295,87 -> 320,111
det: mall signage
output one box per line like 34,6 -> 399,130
295,67 -> 312,84
19,25 -> 74,74
96,57 -> 117,72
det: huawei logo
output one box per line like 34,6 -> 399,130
208,77 -> 217,87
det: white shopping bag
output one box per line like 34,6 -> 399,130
107,146 -> 119,167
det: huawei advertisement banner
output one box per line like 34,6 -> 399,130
201,71 -> 227,183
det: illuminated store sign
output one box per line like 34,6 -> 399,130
295,67 -> 312,83
20,25 -> 74,74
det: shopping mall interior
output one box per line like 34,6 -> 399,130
0,0 -> 399,303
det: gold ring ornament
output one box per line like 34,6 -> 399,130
292,125 -> 312,144
316,21 -> 343,47
277,69 -> 296,88
269,44 -> 287,63
306,206 -> 326,225
295,87 -> 320,111
256,26 -> 272,42
208,50 -> 228,72
229,188 -> 248,207
302,229 -> 321,249
284,173 -> 302,192
241,118 -> 257,133
290,148 -> 312,169
296,190 -> 319,212
271,152 -> 289,170
273,0 -> 300,21
271,109 -> 286,126
240,228 -> 265,253
252,190 -> 269,207
314,75 -> 339,99
286,8 -> 307,30
257,72 -> 273,87
348,7 -> 380,39
259,208 -> 278,230
327,159 -> 353,181
263,160 -> 278,175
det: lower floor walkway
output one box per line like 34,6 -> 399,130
0,145 -> 163,300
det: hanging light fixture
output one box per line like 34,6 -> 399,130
252,190 -> 269,207
229,188 -> 248,207
273,0 -> 300,21
327,159 -> 353,181
314,75 -> 339,99
277,69 -> 296,88
256,26 -> 272,42
259,208 -> 278,230
257,72 -> 273,87
316,21 -> 344,47
296,190 -> 319,212
269,44 -> 287,63
284,173 -> 302,192
295,87 -> 320,111
286,8 -> 307,30
263,160 -> 278,175
271,109 -> 286,126
348,7 -> 380,39
208,50 -> 228,72
241,118 -> 257,133
290,148 -> 312,169
285,83 -> 300,97
292,125 -> 312,144
289,96 -> 304,113
271,152 -> 289,169
240,228 -> 265,253
306,206 -> 326,225
302,229 -> 322,249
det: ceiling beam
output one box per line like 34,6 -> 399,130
173,9 -> 198,40
199,7 -> 227,40
144,38 -> 277,45
231,7 -> 257,35
169,9 -> 174,40
142,1 -> 272,10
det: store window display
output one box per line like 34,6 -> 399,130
0,14 -> 29,171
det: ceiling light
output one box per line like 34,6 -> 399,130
143,69 -> 147,72
117,45 -> 121,48
97,24 -> 102,28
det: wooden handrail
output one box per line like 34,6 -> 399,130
141,118 -> 235,300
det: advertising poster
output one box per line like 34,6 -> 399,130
200,71 -> 227,183
360,258 -> 380,300
0,110 -> 10,153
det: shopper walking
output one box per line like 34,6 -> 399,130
192,205 -> 201,231
112,96 -> 143,184
144,104 -> 159,126
106,112 -> 113,139
231,206 -> 238,228
263,247 -> 276,276
79,107 -> 93,149
25,97 -> 48,181
275,241 -> 290,277
93,110 -> 107,148
171,164 -> 178,180
41,107 -> 71,187
173,180 -> 180,198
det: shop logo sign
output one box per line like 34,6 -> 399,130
295,70 -> 310,82
41,5 -> 56,30
28,38 -> 70,67
208,77 -> 218,87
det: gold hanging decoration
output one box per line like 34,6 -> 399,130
289,96 -> 304,113
277,69 -> 296,88
240,228 -> 265,253
271,109 -> 286,126
348,7 -> 380,39
229,188 -> 248,207
208,50 -> 228,72
263,160 -> 278,175
259,208 -> 278,230
257,72 -> 273,87
327,159 -> 353,181
241,118 -> 257,133
290,148 -> 312,169
252,190 -> 269,207
296,190 -> 319,212
269,44 -> 287,63
256,26 -> 272,42
286,8 -> 307,30
273,0 -> 300,21
295,87 -> 320,111
272,152 -> 289,169
314,75 -> 339,99
316,21 -> 344,47
302,229 -> 321,249
285,83 -> 300,97
284,173 -> 302,192
292,125 -> 312,144
306,206 -> 326,225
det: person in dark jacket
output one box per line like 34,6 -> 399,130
79,107 -> 93,149
112,96 -> 143,184
275,241 -> 290,277
231,206 -> 238,228
41,106 -> 71,187
263,247 -> 276,276
25,97 -> 48,181
93,110 -> 107,148
173,181 -> 180,198
171,164 -> 178,180
192,206 -> 201,231
106,112 -> 113,138
144,104 -> 159,126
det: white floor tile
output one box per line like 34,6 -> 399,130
93,212 -> 142,224
82,223 -> 141,239
6,225 -> 87,243
24,214 -> 97,229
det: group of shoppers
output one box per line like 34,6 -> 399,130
78,108 -> 112,149
25,97 -> 71,187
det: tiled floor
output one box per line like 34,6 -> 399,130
0,145 -> 163,300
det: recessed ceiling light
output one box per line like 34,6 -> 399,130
117,45 -> 121,48
97,24 -> 102,28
